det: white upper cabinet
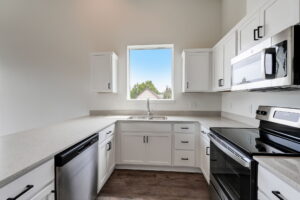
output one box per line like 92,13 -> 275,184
237,11 -> 261,53
260,0 -> 300,39
90,52 -> 118,93
182,49 -> 212,92
212,31 -> 237,91
237,0 -> 299,54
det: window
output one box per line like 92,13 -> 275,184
127,44 -> 174,100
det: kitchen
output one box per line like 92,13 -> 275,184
0,0 -> 300,200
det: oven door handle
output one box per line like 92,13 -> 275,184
209,134 -> 252,169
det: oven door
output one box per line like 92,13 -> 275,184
209,136 -> 257,200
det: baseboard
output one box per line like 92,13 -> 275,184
115,164 -> 202,173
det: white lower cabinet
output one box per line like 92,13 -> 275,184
0,159 -> 54,200
200,127 -> 210,183
121,132 -> 172,166
97,130 -> 116,193
146,134 -> 172,166
257,165 -> 300,200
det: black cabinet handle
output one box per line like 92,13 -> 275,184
146,136 -> 149,143
181,141 -> 189,144
272,191 -> 286,200
257,26 -> 263,38
108,82 -> 111,90
181,158 -> 189,161
143,136 -> 146,143
181,127 -> 189,130
106,141 -> 112,151
218,79 -> 224,87
186,82 -> 189,89
206,147 -> 210,155
254,29 -> 259,41
201,131 -> 206,134
106,131 -> 112,135
7,185 -> 34,200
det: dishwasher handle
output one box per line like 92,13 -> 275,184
55,133 -> 98,167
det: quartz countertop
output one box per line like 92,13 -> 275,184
254,156 -> 300,192
0,115 -> 251,188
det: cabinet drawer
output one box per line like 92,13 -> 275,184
175,133 -> 195,150
258,165 -> 300,200
120,122 -> 171,132
174,150 -> 195,167
174,124 -> 195,133
0,159 -> 54,200
98,124 -> 115,143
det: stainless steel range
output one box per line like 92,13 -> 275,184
209,106 -> 300,200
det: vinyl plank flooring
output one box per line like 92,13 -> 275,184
98,169 -> 210,200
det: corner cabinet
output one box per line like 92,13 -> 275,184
90,52 -> 118,93
182,49 -> 212,92
212,31 -> 237,91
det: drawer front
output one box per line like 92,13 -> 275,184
258,165 -> 300,200
120,122 -> 172,132
174,150 -> 195,167
98,124 -> 115,143
0,159 -> 54,200
30,182 -> 55,200
175,133 -> 195,150
174,124 -> 195,133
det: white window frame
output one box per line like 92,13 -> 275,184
127,44 -> 175,102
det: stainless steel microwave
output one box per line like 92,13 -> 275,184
231,26 -> 300,91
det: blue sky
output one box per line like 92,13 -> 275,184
129,48 -> 172,92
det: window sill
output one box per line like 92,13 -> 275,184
126,99 -> 176,104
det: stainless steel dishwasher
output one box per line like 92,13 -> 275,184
55,133 -> 98,200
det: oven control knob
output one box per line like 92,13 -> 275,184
256,110 -> 261,115
261,111 -> 267,116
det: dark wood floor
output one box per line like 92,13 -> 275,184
97,169 -> 210,200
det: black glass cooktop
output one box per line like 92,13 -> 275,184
210,127 -> 300,156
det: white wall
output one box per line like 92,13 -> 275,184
222,91 -> 300,118
87,0 -> 223,112
0,0 -> 90,136
221,0 -> 246,35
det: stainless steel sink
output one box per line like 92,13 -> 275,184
128,115 -> 167,120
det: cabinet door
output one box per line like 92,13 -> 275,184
121,133 -> 146,164
260,0 -> 299,39
223,32 -> 237,90
183,51 -> 211,92
145,134 -> 172,166
200,137 -> 210,183
238,12 -> 261,53
106,136 -> 115,174
91,53 -> 112,93
213,45 -> 224,91
30,182 -> 54,200
98,141 -> 107,192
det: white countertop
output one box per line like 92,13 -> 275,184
0,115 -> 250,188
254,156 -> 300,192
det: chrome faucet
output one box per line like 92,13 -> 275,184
146,98 -> 152,117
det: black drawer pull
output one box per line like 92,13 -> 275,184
106,131 -> 112,135
201,131 -> 206,134
272,191 -> 287,200
206,147 -> 210,155
181,158 -> 189,161
7,185 -> 34,200
181,141 -> 189,144
181,127 -> 189,130
107,141 -> 112,151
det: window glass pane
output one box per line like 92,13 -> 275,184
129,47 -> 173,100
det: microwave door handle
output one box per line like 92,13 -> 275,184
263,48 -> 276,79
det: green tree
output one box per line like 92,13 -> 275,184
163,86 -> 172,99
130,81 -> 160,99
